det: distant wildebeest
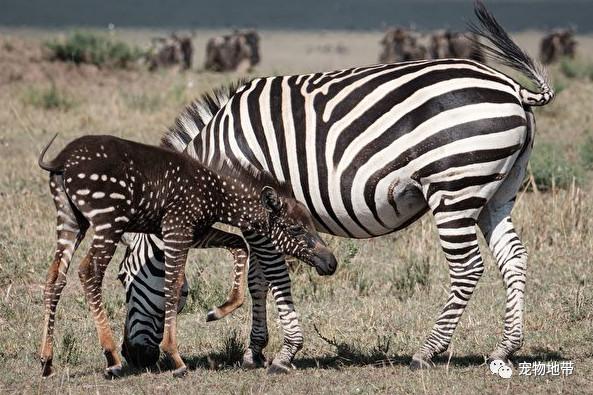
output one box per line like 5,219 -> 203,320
540,29 -> 577,64
379,27 -> 429,63
146,33 -> 193,71
380,28 -> 484,63
429,30 -> 484,61
204,30 -> 260,72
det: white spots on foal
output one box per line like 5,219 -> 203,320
101,175 -> 108,181
77,173 -> 86,179
92,192 -> 105,199
109,193 -> 126,200
119,180 -> 126,188
95,223 -> 112,231
115,216 -> 129,223
90,174 -> 99,181
86,206 -> 115,217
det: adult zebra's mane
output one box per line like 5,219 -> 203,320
161,79 -> 249,152
161,78 -> 293,199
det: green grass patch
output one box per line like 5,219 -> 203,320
22,84 -> 74,111
529,142 -> 583,191
559,58 -> 593,81
579,131 -> 593,170
45,32 -> 143,68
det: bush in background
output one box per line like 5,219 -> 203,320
559,58 -> 593,81
45,32 -> 143,68
23,84 -> 74,110
579,131 -> 593,170
529,142 -> 583,191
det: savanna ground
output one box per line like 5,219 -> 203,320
1,29 -> 593,394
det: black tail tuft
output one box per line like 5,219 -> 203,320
468,1 -> 554,106
38,133 -> 62,172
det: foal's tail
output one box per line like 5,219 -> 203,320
38,133 -> 63,173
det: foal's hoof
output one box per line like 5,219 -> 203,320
41,363 -> 54,378
104,364 -> 123,379
267,359 -> 293,375
242,349 -> 267,369
409,355 -> 434,370
206,309 -> 219,322
172,366 -> 188,378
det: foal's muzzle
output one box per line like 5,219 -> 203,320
311,246 -> 338,276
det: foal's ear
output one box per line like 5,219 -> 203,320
260,186 -> 282,213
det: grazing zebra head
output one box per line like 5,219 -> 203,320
118,233 -> 188,368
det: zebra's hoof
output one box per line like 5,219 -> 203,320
172,366 -> 188,378
242,349 -> 266,369
409,355 -> 433,370
104,364 -> 123,379
267,359 -> 293,375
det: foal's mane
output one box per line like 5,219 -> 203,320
206,158 -> 295,200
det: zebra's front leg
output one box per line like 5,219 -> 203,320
242,253 -> 269,369
263,253 -> 303,374
411,216 -> 484,369
242,232 -> 304,374
478,203 -> 527,364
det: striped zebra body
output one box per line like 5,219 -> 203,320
186,58 -> 529,239
122,3 -> 553,372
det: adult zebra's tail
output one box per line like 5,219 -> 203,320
161,79 -> 248,152
469,0 -> 554,107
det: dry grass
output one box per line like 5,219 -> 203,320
1,30 -> 593,394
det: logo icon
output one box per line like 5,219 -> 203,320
490,359 -> 512,379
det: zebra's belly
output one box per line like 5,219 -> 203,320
318,176 -> 428,238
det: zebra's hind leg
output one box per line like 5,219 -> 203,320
40,174 -> 88,377
479,201 -> 527,364
410,212 -> 484,369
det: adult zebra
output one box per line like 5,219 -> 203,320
121,2 -> 553,372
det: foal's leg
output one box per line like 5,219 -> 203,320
40,175 -> 87,377
189,228 -> 249,322
78,237 -> 121,377
160,226 -> 193,377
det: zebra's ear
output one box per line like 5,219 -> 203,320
260,186 -> 282,213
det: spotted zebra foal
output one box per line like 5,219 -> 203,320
37,134 -> 337,378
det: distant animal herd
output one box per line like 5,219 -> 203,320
144,27 -> 577,73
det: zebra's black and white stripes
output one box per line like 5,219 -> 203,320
122,2 -> 553,372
